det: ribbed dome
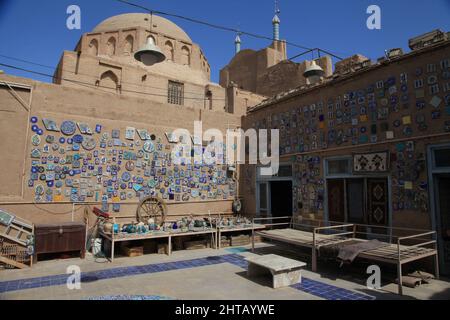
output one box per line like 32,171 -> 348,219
93,13 -> 192,43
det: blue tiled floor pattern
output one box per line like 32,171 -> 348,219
0,255 -> 241,294
0,253 -> 374,300
221,255 -> 375,300
291,279 -> 375,300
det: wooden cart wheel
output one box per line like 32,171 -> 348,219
137,196 -> 167,225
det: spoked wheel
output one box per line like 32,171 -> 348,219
137,196 -> 167,225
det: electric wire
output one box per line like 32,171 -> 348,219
114,0 -> 343,60
0,53 -> 220,98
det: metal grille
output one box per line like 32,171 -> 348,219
168,81 -> 184,105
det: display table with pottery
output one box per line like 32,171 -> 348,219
100,230 -> 170,262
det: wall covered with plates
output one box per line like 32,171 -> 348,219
243,42 -> 450,230
0,77 -> 241,224
28,117 -> 235,206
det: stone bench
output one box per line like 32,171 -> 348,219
245,254 -> 307,289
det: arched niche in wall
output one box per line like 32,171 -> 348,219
205,90 -> 213,110
181,46 -> 191,66
88,39 -> 99,56
98,70 -> 119,93
164,41 -> 174,61
124,35 -> 134,55
106,37 -> 116,56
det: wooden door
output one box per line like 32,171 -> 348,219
346,179 -> 365,224
367,178 -> 389,226
327,179 -> 345,223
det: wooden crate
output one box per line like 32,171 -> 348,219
231,234 -> 250,246
157,243 -> 168,255
121,246 -> 143,257
184,240 -> 210,250
253,235 -> 263,243
220,236 -> 231,248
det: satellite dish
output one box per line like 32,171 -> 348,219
134,37 -> 166,66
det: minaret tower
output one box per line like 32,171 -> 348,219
272,0 -> 281,41
235,32 -> 241,54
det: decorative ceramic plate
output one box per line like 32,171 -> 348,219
61,121 -> 77,136
31,134 -> 41,146
143,141 -> 155,153
121,172 -> 131,183
82,137 -> 96,151
42,118 -> 60,132
73,134 -> 84,144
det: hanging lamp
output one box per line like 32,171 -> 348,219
134,12 -> 166,66
303,60 -> 325,84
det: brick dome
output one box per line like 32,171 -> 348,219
93,13 -> 192,43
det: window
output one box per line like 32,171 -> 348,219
257,164 -> 292,179
168,81 -> 184,105
434,148 -> 450,168
276,165 -> 293,178
326,158 -> 351,175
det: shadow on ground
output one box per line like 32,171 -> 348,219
249,243 -> 447,300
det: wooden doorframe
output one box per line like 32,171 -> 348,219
427,143 -> 450,274
324,174 -> 392,228
256,163 -> 293,218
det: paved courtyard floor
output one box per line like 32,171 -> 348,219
1,243 -> 449,300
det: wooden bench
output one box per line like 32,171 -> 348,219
245,254 -> 307,289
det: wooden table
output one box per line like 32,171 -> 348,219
245,254 -> 307,289
100,228 -> 216,262
216,224 -> 266,249
100,231 -> 170,262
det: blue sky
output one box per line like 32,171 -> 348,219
0,0 -> 449,83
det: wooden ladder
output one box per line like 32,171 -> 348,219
0,210 -> 34,269
1,216 -> 33,247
